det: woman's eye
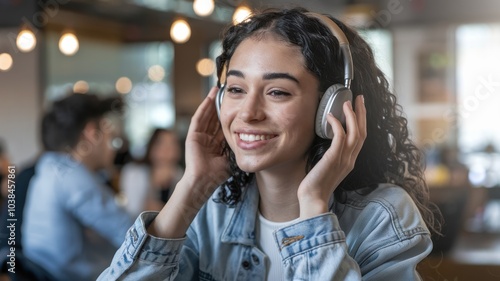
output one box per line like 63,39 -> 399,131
268,90 -> 291,97
226,87 -> 244,94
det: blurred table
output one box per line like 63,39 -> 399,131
418,232 -> 500,280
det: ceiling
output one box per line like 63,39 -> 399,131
36,0 -> 359,42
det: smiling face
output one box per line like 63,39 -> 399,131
220,34 -> 320,175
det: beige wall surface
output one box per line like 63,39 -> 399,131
0,28 -> 42,168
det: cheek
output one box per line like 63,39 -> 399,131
220,112 -> 234,137
284,104 -> 316,129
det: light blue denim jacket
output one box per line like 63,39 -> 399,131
99,182 -> 432,280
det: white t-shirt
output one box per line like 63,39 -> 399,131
256,212 -> 301,281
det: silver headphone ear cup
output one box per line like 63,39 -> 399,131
315,84 -> 352,139
215,85 -> 225,119
315,87 -> 336,139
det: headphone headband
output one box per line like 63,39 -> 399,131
305,12 -> 353,88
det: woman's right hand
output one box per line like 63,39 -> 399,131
182,86 -> 230,194
147,87 -> 230,238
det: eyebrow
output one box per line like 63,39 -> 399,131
226,70 -> 300,84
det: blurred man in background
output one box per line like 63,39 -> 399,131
22,93 -> 134,281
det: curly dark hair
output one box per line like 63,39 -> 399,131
214,7 -> 440,234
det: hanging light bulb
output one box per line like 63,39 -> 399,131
232,5 -> 252,24
116,77 -> 132,94
148,65 -> 166,82
170,19 -> 191,44
196,58 -> 215,77
193,0 -> 214,17
73,80 -> 89,94
59,32 -> 79,56
16,29 -> 37,53
0,53 -> 13,72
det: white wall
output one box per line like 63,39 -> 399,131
0,28 -> 42,167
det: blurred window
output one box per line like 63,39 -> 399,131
359,29 -> 394,90
456,24 -> 500,187
44,32 -> 175,158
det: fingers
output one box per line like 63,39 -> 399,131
189,87 -> 220,134
342,95 -> 366,169
325,95 -> 366,172
325,111 -> 346,164
354,95 -> 367,151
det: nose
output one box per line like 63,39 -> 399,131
237,91 -> 266,122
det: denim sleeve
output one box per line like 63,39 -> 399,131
276,213 -> 362,281
275,212 -> 432,281
97,212 -> 187,281
357,229 -> 432,281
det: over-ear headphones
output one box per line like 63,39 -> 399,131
215,12 -> 354,139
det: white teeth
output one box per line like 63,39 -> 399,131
239,133 -> 272,142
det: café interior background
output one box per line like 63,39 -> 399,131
1,0 -> 500,279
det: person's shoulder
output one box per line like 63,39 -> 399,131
36,152 -> 102,191
365,184 -> 415,206
341,184 -> 429,238
346,184 -> 416,210
37,152 -> 82,175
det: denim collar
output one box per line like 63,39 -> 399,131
221,178 -> 259,247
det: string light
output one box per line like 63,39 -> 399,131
233,5 -> 252,24
73,80 -> 89,94
116,77 -> 132,94
193,0 -> 214,17
16,29 -> 37,53
148,65 -> 166,82
59,32 -> 79,56
170,19 -> 191,44
196,58 -> 215,77
0,53 -> 13,72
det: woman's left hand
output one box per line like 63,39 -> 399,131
297,95 -> 367,219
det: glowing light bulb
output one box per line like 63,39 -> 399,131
0,53 -> 13,72
148,65 -> 165,82
16,30 -> 37,53
116,77 -> 132,94
73,80 -> 89,94
193,0 -> 214,17
59,33 -> 79,56
170,19 -> 191,44
233,6 -> 252,24
196,58 -> 215,77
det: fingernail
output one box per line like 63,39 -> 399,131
347,100 -> 353,108
360,95 -> 365,104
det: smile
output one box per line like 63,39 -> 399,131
238,133 -> 276,142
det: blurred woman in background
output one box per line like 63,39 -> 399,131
120,128 -> 184,217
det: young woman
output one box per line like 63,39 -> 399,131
99,8 -> 438,281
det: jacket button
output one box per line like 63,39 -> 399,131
251,254 -> 260,265
242,260 -> 251,270
131,229 -> 138,243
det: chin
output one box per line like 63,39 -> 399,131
234,159 -> 263,174
237,166 -> 258,173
